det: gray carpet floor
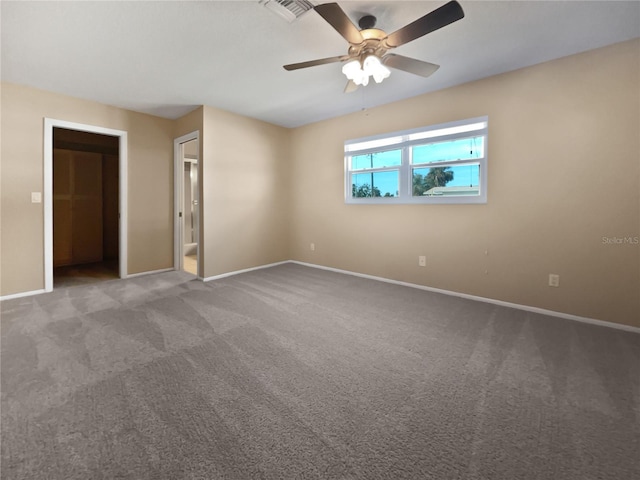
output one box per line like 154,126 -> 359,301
1,263 -> 639,479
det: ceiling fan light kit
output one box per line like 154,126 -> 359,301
283,1 -> 465,92
342,56 -> 391,86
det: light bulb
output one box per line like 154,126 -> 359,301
342,60 -> 361,80
363,55 -> 390,84
343,56 -> 390,86
342,59 -> 367,85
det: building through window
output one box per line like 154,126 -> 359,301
345,117 -> 488,204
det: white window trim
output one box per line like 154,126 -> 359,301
345,116 -> 488,205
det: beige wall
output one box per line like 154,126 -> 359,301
0,83 -> 175,294
173,106 -> 290,279
0,89 -> 290,294
289,39 -> 640,327
2,40 -> 638,327
200,106 -> 290,277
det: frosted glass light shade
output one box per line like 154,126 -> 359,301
363,55 -> 390,84
342,60 -> 368,86
342,55 -> 390,86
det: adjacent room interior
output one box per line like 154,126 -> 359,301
52,128 -> 120,287
1,1 -> 638,479
178,138 -> 199,276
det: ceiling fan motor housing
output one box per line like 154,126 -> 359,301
348,28 -> 389,63
358,14 -> 377,30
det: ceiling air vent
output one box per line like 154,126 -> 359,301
259,0 -> 315,23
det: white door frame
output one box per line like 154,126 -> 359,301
173,131 -> 200,277
43,118 -> 128,292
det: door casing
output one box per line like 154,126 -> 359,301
173,131 -> 200,277
44,118 -> 128,291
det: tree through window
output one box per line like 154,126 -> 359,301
344,117 -> 488,204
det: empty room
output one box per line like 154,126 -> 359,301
1,1 -> 639,479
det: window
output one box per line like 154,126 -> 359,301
345,117 -> 488,204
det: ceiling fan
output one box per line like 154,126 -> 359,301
283,1 -> 465,92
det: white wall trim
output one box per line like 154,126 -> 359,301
290,261 -> 640,334
173,131 -> 200,276
126,267 -> 175,279
2,268 -> 177,299
43,118 -> 128,291
202,261 -> 290,282
0,289 -> 47,302
4,255 -> 637,334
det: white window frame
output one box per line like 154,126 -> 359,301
344,116 -> 488,204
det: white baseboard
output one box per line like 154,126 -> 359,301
202,261 -> 290,282
3,260 -> 638,334
0,267 -> 175,300
126,267 -> 175,279
0,289 -> 47,302
289,261 -> 640,334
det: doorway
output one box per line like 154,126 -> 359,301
44,119 -> 128,292
52,128 -> 120,287
174,133 -> 200,276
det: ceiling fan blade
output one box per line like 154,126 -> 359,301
284,55 -> 350,71
314,3 -> 364,45
382,54 -> 440,78
384,0 -> 464,48
344,80 -> 359,94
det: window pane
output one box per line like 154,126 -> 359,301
412,164 -> 480,197
412,136 -> 484,165
352,171 -> 399,198
345,136 -> 403,152
351,149 -> 402,171
407,122 -> 486,142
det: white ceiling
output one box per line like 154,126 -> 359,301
2,1 -> 639,128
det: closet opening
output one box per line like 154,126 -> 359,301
52,127 -> 120,287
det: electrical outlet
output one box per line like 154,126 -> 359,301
548,274 -> 560,287
418,256 -> 426,267
310,243 -> 315,251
